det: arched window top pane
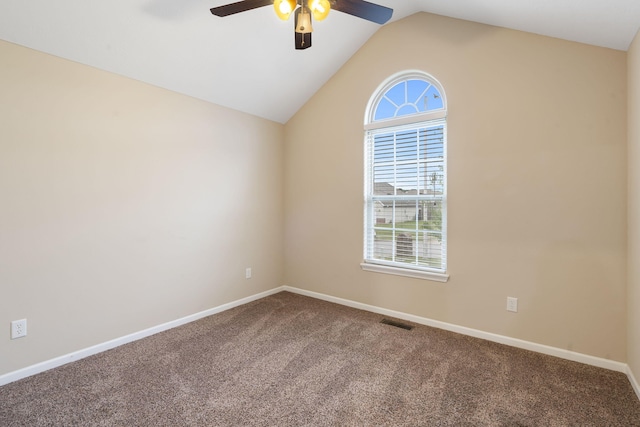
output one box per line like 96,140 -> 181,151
374,79 -> 443,121
366,71 -> 446,125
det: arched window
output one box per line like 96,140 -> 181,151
362,71 -> 448,282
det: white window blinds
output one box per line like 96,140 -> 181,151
365,121 -> 446,272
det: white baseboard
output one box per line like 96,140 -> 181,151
1,284 -> 637,402
282,286 -> 629,374
0,287 -> 283,387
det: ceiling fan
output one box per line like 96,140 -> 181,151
210,0 -> 393,50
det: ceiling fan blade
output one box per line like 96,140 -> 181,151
210,0 -> 273,17
331,0 -> 392,25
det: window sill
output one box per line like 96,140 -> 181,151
360,262 -> 449,282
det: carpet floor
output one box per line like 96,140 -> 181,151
1,291 -> 639,426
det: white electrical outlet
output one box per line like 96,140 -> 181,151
506,297 -> 518,313
11,319 -> 27,339
245,267 -> 252,279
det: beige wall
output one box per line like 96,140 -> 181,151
629,29 -> 640,381
0,40 -> 285,376
284,13 -> 628,361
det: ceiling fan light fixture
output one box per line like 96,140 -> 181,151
308,0 -> 330,21
211,0 -> 393,50
274,0 -> 297,20
295,5 -> 313,34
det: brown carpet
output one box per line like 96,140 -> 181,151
1,291 -> 639,426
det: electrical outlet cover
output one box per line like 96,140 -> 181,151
11,319 -> 27,339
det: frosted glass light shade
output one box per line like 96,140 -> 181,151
274,0 -> 297,20
308,0 -> 330,21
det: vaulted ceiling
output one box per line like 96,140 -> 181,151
1,1 -> 639,123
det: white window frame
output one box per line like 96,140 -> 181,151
361,71 -> 449,282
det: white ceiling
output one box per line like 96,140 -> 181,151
1,0 -> 639,123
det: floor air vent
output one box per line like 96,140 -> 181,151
380,318 -> 413,330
